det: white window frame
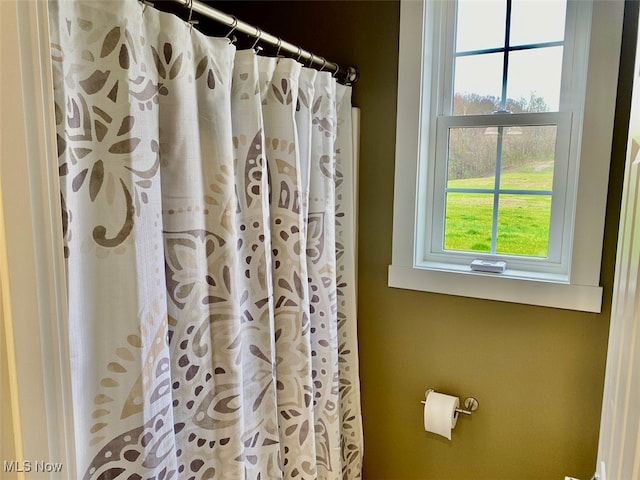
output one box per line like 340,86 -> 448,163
389,0 -> 624,312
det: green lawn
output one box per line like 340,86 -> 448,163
444,162 -> 553,257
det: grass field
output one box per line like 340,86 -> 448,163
444,162 -> 553,257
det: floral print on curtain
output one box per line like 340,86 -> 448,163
49,1 -> 362,479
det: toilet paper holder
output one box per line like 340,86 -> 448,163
422,389 -> 479,416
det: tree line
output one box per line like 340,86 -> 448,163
448,93 -> 556,180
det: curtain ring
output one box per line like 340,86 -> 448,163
251,28 -> 262,51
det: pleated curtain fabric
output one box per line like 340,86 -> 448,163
49,1 -> 362,478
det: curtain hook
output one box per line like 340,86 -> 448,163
251,28 -> 262,51
296,46 -> 303,62
186,0 -> 199,30
187,0 -> 194,23
276,37 -> 283,57
332,63 -> 340,78
226,16 -> 238,40
319,58 -> 327,72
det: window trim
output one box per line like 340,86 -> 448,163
389,0 -> 624,312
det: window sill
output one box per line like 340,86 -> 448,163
388,264 -> 603,312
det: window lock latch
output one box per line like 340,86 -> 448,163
470,259 -> 507,273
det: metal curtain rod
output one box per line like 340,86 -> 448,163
163,0 -> 359,85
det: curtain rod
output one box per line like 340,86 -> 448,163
156,0 -> 359,85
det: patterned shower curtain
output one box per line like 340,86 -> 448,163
49,1 -> 362,478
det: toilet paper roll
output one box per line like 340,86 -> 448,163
423,391 -> 459,440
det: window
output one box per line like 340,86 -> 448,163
389,0 -> 624,312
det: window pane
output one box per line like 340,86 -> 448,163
453,53 -> 503,115
444,193 -> 493,253
506,46 -> 563,112
496,194 -> 551,257
447,127 -> 498,185
510,0 -> 567,47
456,0 -> 507,52
500,125 -> 557,191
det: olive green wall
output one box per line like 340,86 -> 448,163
204,1 -> 635,478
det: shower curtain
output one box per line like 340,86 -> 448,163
49,1 -> 362,478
